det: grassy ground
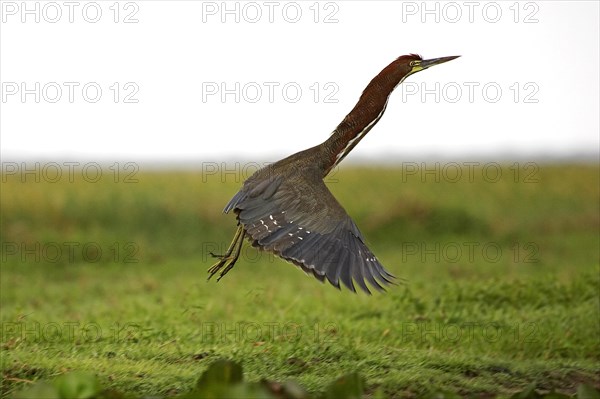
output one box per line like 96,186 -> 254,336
1,163 -> 598,398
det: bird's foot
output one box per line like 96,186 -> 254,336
207,258 -> 225,280
207,256 -> 237,282
216,261 -> 236,281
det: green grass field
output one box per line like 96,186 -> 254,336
1,163 -> 598,398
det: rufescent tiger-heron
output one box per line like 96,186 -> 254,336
207,53 -> 460,294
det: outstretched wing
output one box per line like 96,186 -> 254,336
224,172 -> 395,294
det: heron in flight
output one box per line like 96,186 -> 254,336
208,53 -> 460,293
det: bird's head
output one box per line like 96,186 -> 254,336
407,54 -> 460,73
381,54 -> 460,86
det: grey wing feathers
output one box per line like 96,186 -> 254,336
224,175 -> 283,214
224,173 -> 395,293
279,221 -> 395,293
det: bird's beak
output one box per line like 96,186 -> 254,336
411,55 -> 460,73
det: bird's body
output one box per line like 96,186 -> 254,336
208,53 -> 459,293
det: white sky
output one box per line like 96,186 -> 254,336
1,1 -> 599,163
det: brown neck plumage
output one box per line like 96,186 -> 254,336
320,54 -> 422,176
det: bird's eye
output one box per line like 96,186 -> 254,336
409,61 -> 418,67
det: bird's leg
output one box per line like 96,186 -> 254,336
215,228 -> 246,281
207,225 -> 245,281
209,224 -> 242,260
